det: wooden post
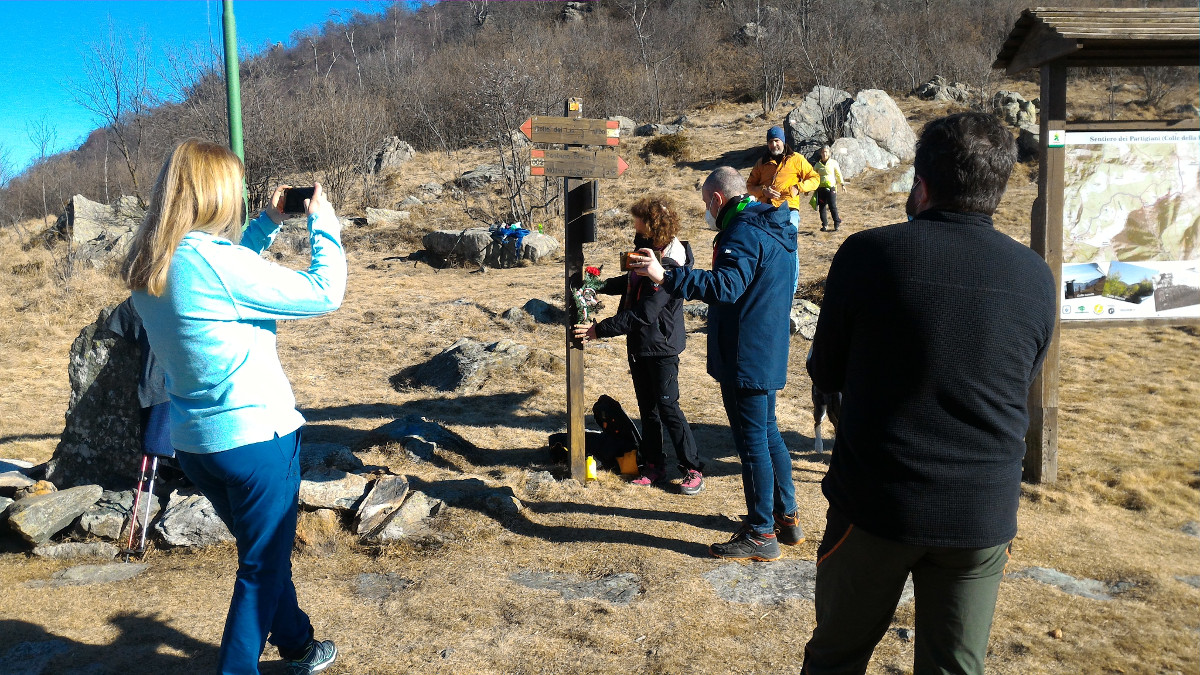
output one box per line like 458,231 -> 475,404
1025,62 -> 1067,484
563,97 -> 588,482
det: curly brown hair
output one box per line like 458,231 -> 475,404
629,195 -> 681,248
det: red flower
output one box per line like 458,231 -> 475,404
585,266 -> 601,277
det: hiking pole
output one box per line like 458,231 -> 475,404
137,455 -> 162,554
122,454 -> 151,562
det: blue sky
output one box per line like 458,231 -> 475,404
0,1 -> 391,176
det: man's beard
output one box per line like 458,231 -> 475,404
770,148 -> 783,157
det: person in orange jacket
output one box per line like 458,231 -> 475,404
747,125 -> 820,285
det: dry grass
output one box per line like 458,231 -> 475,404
1,85 -> 1197,674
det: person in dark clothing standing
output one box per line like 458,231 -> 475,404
633,167 -> 801,561
801,113 -> 1057,675
106,297 -> 173,460
575,196 -> 704,495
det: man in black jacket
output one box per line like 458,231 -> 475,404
801,113 -> 1057,674
635,167 -> 801,561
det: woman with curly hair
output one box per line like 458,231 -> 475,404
574,196 -> 704,494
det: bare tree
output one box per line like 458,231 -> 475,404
25,117 -> 59,227
614,0 -> 675,121
1133,66 -> 1192,109
68,21 -> 155,205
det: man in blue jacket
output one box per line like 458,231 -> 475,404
633,166 -> 801,561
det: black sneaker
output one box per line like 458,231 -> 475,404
285,639 -> 338,675
710,525 -> 781,561
774,511 -> 805,546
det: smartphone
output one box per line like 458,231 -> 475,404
282,187 -> 315,214
620,251 -> 637,271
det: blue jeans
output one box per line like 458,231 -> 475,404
789,208 -> 801,292
720,385 -> 797,535
176,431 -> 313,674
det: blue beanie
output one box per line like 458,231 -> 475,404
767,126 -> 785,143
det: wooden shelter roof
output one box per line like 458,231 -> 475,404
993,7 -> 1200,74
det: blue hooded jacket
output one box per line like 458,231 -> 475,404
663,197 -> 798,390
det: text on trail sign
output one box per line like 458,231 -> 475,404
520,117 -> 620,146
531,149 -> 629,179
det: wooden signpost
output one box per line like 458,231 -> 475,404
521,100 -> 626,481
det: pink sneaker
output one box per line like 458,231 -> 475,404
631,464 -> 665,486
679,469 -> 704,495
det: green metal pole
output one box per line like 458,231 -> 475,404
222,0 -> 244,161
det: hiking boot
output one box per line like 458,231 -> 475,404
631,464 -> 665,486
679,469 -> 704,496
285,639 -> 338,675
774,511 -> 805,546
710,525 -> 781,562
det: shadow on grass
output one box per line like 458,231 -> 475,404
0,612 -> 231,674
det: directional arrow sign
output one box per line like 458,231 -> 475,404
520,117 -> 620,146
530,149 -> 629,179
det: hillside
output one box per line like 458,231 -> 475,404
0,90 -> 1198,674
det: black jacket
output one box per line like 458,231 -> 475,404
595,240 -> 694,358
808,210 -> 1057,548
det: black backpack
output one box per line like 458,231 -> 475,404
546,395 -> 642,470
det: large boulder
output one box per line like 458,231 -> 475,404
7,485 -> 103,545
609,116 -> 636,137
790,299 -> 821,340
422,228 -> 494,267
45,306 -> 143,490
455,165 -> 509,192
784,86 -> 853,155
154,489 -> 234,547
635,123 -> 684,137
299,468 -> 370,512
1017,124 -> 1040,163
913,75 -> 974,104
400,338 -> 531,392
992,91 -> 1038,127
57,194 -> 144,269
829,136 -> 900,180
368,137 -> 415,174
517,231 -> 559,263
844,90 -> 916,161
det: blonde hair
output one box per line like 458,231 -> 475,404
123,139 -> 245,296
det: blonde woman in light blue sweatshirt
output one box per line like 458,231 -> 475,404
123,139 -> 344,675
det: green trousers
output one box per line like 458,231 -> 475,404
801,508 -> 1010,675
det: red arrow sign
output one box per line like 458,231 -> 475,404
520,117 -> 620,146
530,149 -> 628,179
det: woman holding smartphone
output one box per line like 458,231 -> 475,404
123,139 -> 345,675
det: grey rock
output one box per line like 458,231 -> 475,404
45,305 -> 144,490
298,468 -> 370,512
299,443 -> 364,474
830,136 -> 900,180
1008,566 -> 1126,601
522,298 -> 567,325
1017,124 -> 1040,163
889,166 -> 916,193
484,490 -> 523,518
455,164 -> 508,191
0,639 -> 72,674
738,21 -> 768,41
0,469 -> 34,496
404,338 -> 531,392
355,475 -> 410,539
422,228 -> 494,267
683,303 -> 709,319
368,415 -> 474,455
399,195 -> 424,207
154,489 -> 234,547
561,1 -> 590,21
7,485 -> 103,545
635,123 -> 684,137
26,562 -> 148,588
419,182 -> 444,195
56,194 -> 144,268
401,437 -> 438,463
1171,103 -> 1199,116
510,570 -> 642,605
355,572 -> 413,602
525,470 -> 557,495
609,116 -> 636,137
32,541 -> 120,560
1177,575 -> 1200,589
704,560 -> 818,603
13,480 -> 56,502
784,86 -> 853,154
368,136 -> 415,174
365,207 -> 411,228
913,75 -> 974,104
74,489 -> 160,541
0,495 -> 12,518
1181,521 -> 1200,538
369,490 -> 442,542
501,307 -> 527,322
844,89 -> 916,161
895,627 -> 915,643
519,232 -> 560,264
992,91 -> 1038,127
0,458 -> 35,471
790,299 -> 820,339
